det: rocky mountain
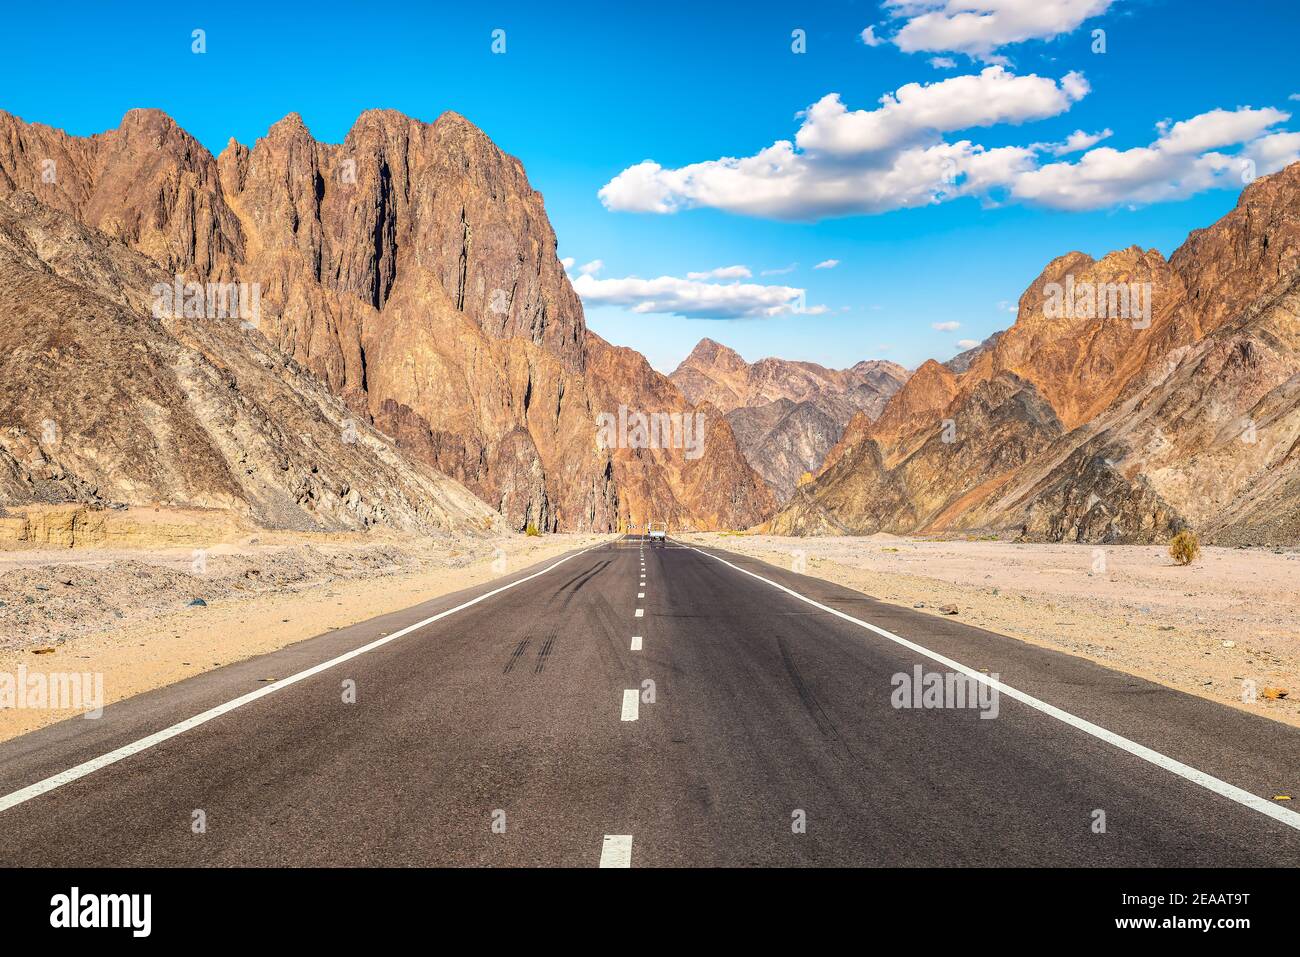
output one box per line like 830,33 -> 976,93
0,191 -> 499,536
670,338 -> 909,499
771,161 -> 1300,545
671,338 -> 907,417
0,108 -> 774,532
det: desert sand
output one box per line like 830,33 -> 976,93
682,533 -> 1300,728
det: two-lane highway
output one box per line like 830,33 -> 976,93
1,535 -> 1298,866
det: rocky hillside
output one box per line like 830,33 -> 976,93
670,338 -> 908,499
0,191 -> 499,536
0,108 -> 773,532
771,161 -> 1300,545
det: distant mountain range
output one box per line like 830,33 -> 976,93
670,339 -> 908,500
769,162 -> 1300,545
2,107 -> 1297,544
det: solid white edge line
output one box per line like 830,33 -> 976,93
620,689 -> 640,721
630,636 -> 643,651
0,540 -> 613,814
600,834 -> 633,867
682,542 -> 1300,833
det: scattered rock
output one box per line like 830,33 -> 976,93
939,604 -> 959,615
187,598 -> 208,607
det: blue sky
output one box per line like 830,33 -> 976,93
1,0 -> 1297,372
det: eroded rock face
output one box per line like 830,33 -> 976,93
0,109 -> 774,531
724,399 -> 842,501
0,192 -> 500,536
672,337 -> 907,416
770,162 -> 1300,544
585,334 -> 777,529
672,337 -> 909,499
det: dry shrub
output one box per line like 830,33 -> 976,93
1169,529 -> 1200,566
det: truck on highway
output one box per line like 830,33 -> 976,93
647,520 -> 667,541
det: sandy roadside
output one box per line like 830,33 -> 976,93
0,533 -> 610,742
681,533 -> 1300,729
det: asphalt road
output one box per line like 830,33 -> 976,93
1,535 -> 1298,867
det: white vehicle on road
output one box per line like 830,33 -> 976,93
647,521 -> 667,541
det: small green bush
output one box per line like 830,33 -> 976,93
525,523 -> 541,537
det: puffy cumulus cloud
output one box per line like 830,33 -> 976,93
600,66 -> 1297,221
571,273 -> 824,320
560,256 -> 575,270
860,25 -> 886,47
955,338 -> 981,349
1245,130 -> 1300,170
795,67 -> 1088,156
578,259 -> 605,276
885,0 -> 1114,59
929,56 -> 957,69
1012,107 -> 1297,210
1157,107 -> 1288,155
686,265 -> 752,280
599,68 -> 1084,221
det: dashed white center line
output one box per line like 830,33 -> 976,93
634,608 -> 644,618
630,636 -> 642,651
620,689 -> 640,721
637,591 -> 645,598
600,834 -> 633,867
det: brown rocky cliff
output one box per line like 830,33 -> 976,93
585,333 -> 777,529
774,161 -> 1300,543
0,191 -> 499,535
0,108 -> 772,531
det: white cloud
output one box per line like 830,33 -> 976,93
560,256 -> 575,270
599,68 -> 1086,220
1291,93 -> 1300,102
1158,107 -> 1287,154
572,273 -> 823,319
761,263 -> 798,276
1012,107 -> 1296,210
1048,128 -> 1112,155
578,259 -> 605,276
813,259 -> 840,269
955,338 -> 980,349
600,66 -> 1297,221
686,265 -> 752,280
860,25 -> 885,47
932,320 -> 961,331
886,0 -> 1115,59
1243,130 -> 1300,171
929,56 -> 957,69
795,67 -> 1088,156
